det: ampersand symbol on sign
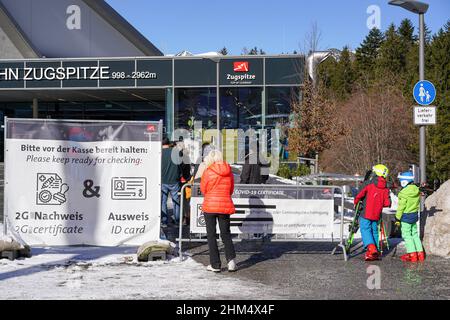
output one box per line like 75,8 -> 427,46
83,179 -> 100,198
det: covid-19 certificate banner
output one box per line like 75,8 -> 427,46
4,118 -> 162,246
189,185 -> 336,236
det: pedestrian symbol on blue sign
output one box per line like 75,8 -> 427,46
413,80 -> 436,106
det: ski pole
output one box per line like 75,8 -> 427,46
383,221 -> 389,250
379,222 -> 383,256
378,222 -> 381,252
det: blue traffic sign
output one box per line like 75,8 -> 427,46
413,80 -> 436,106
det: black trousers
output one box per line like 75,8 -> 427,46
204,213 -> 236,269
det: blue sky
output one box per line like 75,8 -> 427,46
106,0 -> 450,55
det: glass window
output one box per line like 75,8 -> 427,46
265,58 -> 304,85
0,102 -> 33,119
84,102 -> 131,120
174,88 -> 217,130
38,101 -> 165,122
132,102 -> 165,122
174,60 -> 216,87
220,87 -> 262,130
43,102 -> 85,119
266,87 -> 300,128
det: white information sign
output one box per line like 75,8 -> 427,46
4,119 -> 162,246
190,196 -> 334,235
414,106 -> 436,125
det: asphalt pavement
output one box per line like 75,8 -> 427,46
181,236 -> 450,300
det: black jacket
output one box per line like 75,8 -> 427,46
240,162 -> 269,184
161,147 -> 181,184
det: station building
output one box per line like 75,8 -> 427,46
0,0 -> 304,160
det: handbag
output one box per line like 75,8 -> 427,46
185,177 -> 194,200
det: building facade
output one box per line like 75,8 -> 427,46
0,0 -> 304,161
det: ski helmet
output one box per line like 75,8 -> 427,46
372,164 -> 389,179
398,171 -> 414,188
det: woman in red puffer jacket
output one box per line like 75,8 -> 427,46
200,150 -> 236,272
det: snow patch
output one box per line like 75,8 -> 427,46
1,235 -> 13,243
0,223 -> 280,299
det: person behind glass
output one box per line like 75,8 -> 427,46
193,142 -> 212,182
240,147 -> 269,185
161,137 -> 182,227
176,139 -> 193,226
200,150 -> 237,272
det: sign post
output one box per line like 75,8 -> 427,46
414,106 -> 437,125
412,79 -> 437,213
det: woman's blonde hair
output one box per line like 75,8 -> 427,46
204,150 -> 224,168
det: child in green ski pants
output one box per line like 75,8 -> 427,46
396,171 -> 425,262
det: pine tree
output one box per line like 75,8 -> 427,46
399,19 -> 418,94
331,46 -> 355,100
248,47 -> 259,55
427,21 -> 450,181
317,57 -> 337,91
315,20 -> 449,181
243,47 -> 266,55
404,40 -> 419,97
219,47 -> 228,55
398,19 -> 417,45
355,28 -> 384,75
402,21 -> 448,181
377,23 -> 406,75
424,23 -> 433,44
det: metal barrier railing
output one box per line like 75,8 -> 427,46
178,183 -> 348,261
0,162 -> 4,223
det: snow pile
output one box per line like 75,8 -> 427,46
1,235 -> 14,242
0,223 -> 281,300
136,240 -> 175,261
0,229 -> 29,253
423,180 -> 450,258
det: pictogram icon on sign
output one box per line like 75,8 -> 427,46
36,173 -> 69,205
233,61 -> 249,72
413,80 -> 436,106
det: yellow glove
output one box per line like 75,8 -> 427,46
395,219 -> 401,227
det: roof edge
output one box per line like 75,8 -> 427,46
82,0 -> 163,56
0,2 -> 40,58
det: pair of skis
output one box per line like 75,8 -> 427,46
345,202 -> 362,253
345,201 -> 389,254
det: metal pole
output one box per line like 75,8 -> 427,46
32,98 -> 38,118
419,13 -> 426,211
171,59 -> 175,141
340,187 -> 344,245
216,61 -> 221,150
178,184 -> 186,260
315,152 -> 319,174
3,117 -> 7,236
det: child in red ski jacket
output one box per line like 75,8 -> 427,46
354,164 -> 391,261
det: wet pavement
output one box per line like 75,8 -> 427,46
178,235 -> 450,300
